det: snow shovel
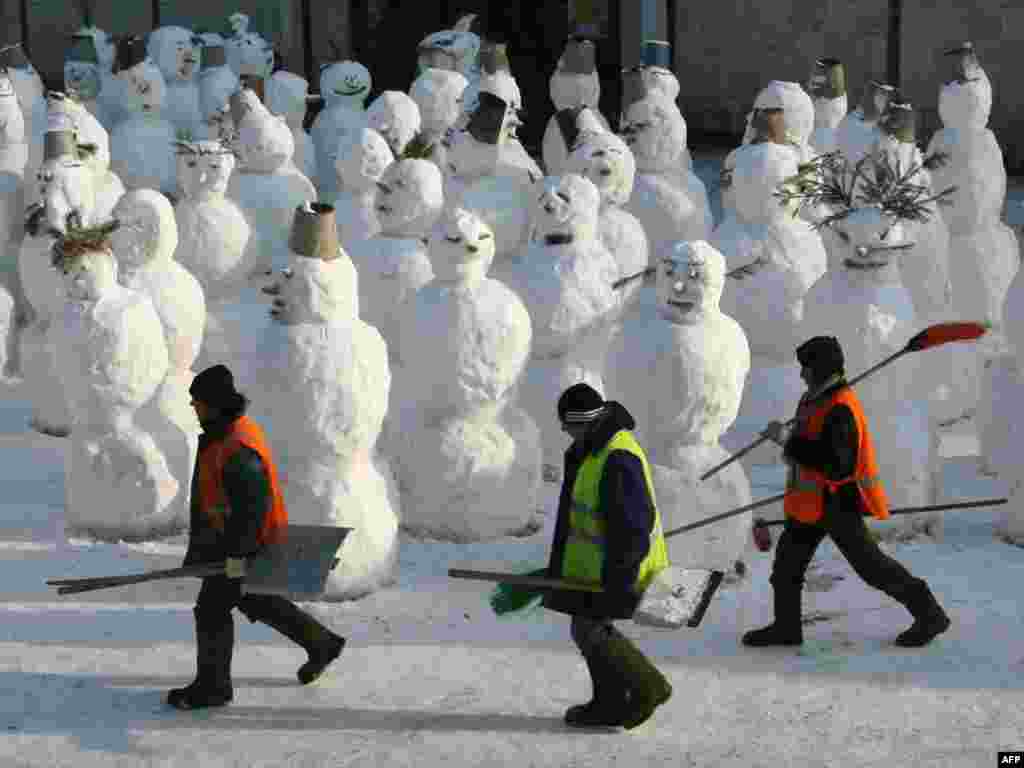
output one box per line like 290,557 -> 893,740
700,321 -> 991,483
47,524 -> 352,600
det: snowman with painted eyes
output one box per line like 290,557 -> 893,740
604,240 -> 753,573
108,36 -> 177,198
801,186 -> 939,533
311,60 -> 371,204
252,203 -> 397,597
346,157 -> 443,349
366,90 -> 421,158
146,26 -> 202,139
390,207 -> 539,540
332,125 -> 394,248
501,173 -> 620,475
542,33 -> 609,175
52,223 -> 179,540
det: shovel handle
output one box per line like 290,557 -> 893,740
699,432 -> 776,481
753,496 -> 1009,529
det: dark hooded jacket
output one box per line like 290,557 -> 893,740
182,399 -> 273,566
542,401 -> 656,620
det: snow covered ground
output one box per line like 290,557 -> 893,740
0,158 -> 1022,767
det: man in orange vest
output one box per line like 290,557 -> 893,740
743,336 -> 951,649
167,364 -> 346,710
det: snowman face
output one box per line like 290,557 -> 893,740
938,77 -> 992,131
429,207 -> 494,283
38,158 -> 92,235
320,61 -> 371,106
655,242 -> 725,325
642,67 -> 679,103
567,132 -> 635,207
110,192 -> 176,269
366,91 -> 422,156
336,127 -> 393,190
267,261 -> 340,325
375,158 -> 443,236
173,35 -> 200,80
119,62 -> 164,114
549,70 -> 600,111
237,110 -> 293,173
178,145 -> 235,201
59,248 -> 116,301
621,98 -> 681,166
533,174 -> 600,244
832,207 -> 910,271
410,68 -> 468,139
63,61 -> 100,102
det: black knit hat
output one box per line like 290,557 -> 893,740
558,382 -> 606,423
189,364 -> 244,409
796,336 -> 844,376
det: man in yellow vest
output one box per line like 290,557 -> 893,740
542,383 -> 672,730
167,365 -> 347,710
743,336 -> 951,649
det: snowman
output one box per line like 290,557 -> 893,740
604,240 -> 752,572
253,202 -> 397,597
0,69 -> 26,375
19,127 -> 98,435
3,42 -> 48,188
542,33 -> 608,175
834,79 -> 895,172
501,173 -> 620,472
807,58 -> 848,156
173,139 -> 257,374
416,14 -> 482,86
110,189 -> 205,530
51,223 -> 178,540
195,43 -> 240,143
444,92 -> 538,271
332,125 -> 394,248
622,95 -> 712,260
800,168 -> 940,533
928,42 -> 1019,422
227,90 -> 317,278
408,67 -> 468,163
265,70 -> 317,181
632,40 -> 697,173
108,36 -> 177,197
146,26 -> 202,139
311,59 -> 371,204
47,92 -> 125,220
391,206 -> 540,540
223,12 -> 274,92
365,90 -> 422,158
63,33 -> 104,122
73,26 -> 120,131
347,157 -> 443,348
712,139 -> 827,466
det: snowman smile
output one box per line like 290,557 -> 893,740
336,84 -> 367,96
668,299 -> 695,310
843,258 -> 888,270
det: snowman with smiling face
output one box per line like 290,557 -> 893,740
604,240 -> 753,573
391,206 -> 540,541
311,60 -> 372,204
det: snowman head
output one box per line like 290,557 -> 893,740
236,103 -> 294,173
655,240 -> 726,325
198,65 -> 240,140
416,25 -> 480,78
429,206 -> 495,284
149,26 -> 200,83
320,60 -> 371,109
550,37 -> 600,111
938,76 -> 991,131
110,189 -> 178,270
265,70 -> 309,125
642,67 -> 679,104
52,229 -> 118,302
335,125 -> 393,193
36,131 -> 95,236
409,67 -> 468,141
443,91 -> 511,179
732,142 -> 797,224
621,96 -> 684,169
566,129 -> 635,207
266,258 -> 340,324
0,73 -> 25,145
366,91 -> 422,157
48,94 -> 110,176
753,81 -> 814,147
375,158 -> 444,238
225,24 -> 273,79
176,140 -> 236,202
830,205 -> 908,273
857,80 -> 895,123
533,173 -> 601,245
119,60 -> 165,115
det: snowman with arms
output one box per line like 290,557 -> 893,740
108,36 -> 177,197
265,70 -> 317,181
501,173 -> 620,474
311,59 -> 371,204
332,125 -> 394,248
392,206 -> 540,540
146,26 -> 202,139
253,203 -> 397,598
52,222 -> 178,540
110,189 -> 205,531
542,32 -> 608,175
604,240 -> 752,573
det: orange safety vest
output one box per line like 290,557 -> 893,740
197,415 -> 288,545
783,386 -> 889,525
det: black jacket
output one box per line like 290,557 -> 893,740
183,403 -> 273,566
543,401 -> 656,620
783,380 -> 863,521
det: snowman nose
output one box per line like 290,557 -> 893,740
544,202 -> 556,214
673,280 -> 685,293
855,245 -> 870,258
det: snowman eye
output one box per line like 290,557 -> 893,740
445,235 -> 461,243
478,233 -> 492,240
835,229 -> 850,243
187,160 -> 197,168
556,192 -> 570,203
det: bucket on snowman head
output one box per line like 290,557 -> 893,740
944,41 -> 982,84
640,40 -> 671,71
289,202 -> 341,261
43,129 -> 79,163
466,91 -> 508,144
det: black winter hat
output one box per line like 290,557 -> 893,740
189,364 -> 244,409
558,382 -> 606,423
796,336 -> 844,376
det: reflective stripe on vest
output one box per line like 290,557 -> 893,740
783,387 -> 890,524
197,415 -> 289,545
563,430 -> 670,591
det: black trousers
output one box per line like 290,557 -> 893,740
770,492 -> 927,607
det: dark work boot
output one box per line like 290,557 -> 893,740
742,583 -> 804,647
564,652 -> 628,728
167,617 -> 234,710
243,597 -> 346,684
600,627 -> 672,730
894,582 -> 951,648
